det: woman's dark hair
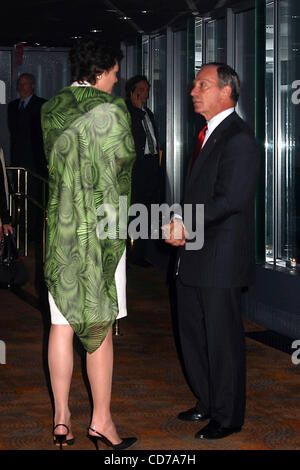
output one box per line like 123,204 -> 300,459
70,37 -> 123,84
125,75 -> 150,100
204,62 -> 240,105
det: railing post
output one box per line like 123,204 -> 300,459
24,169 -> 28,256
113,320 -> 121,336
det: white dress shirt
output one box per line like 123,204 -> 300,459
142,107 -> 158,155
202,107 -> 235,148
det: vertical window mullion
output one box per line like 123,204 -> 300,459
274,0 -> 279,264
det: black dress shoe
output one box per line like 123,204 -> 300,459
195,420 -> 242,440
177,407 -> 210,422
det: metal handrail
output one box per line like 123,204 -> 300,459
5,166 -> 47,259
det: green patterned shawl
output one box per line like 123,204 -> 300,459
41,86 -> 136,354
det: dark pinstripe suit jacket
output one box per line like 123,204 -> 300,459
177,111 -> 260,288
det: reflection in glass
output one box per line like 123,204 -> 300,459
195,18 -> 203,73
151,35 -> 167,155
173,30 -> 188,201
265,0 -> 300,266
265,1 -> 275,262
235,9 -> 255,128
0,51 -> 12,162
142,38 -> 149,78
278,0 -> 299,263
205,18 -> 227,64
18,50 -> 70,99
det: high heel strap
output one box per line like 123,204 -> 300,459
87,426 -> 103,438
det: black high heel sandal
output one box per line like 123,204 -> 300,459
87,426 -> 137,450
53,424 -> 75,450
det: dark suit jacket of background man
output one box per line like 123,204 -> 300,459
178,111 -> 260,288
8,94 -> 47,177
7,94 -> 47,243
126,100 -> 162,206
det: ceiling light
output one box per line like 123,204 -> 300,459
119,16 -> 131,20
90,29 -> 102,33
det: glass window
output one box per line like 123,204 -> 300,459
265,0 -> 300,267
173,29 -> 189,202
0,50 -> 12,162
265,1 -> 275,262
235,9 -> 255,128
278,0 -> 300,264
16,49 -> 70,99
205,18 -> 227,64
195,18 -> 203,72
142,38 -> 150,78
151,35 -> 167,155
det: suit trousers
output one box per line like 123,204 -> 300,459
176,278 -> 246,428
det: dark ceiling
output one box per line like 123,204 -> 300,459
0,0 -> 239,47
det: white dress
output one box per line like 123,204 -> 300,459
49,80 -> 127,325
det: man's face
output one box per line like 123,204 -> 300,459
17,76 -> 34,99
190,66 -> 231,121
134,80 -> 149,104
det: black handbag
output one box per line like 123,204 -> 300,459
0,233 -> 29,286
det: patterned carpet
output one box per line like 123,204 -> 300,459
0,255 -> 300,451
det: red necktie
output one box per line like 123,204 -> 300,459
190,124 -> 208,172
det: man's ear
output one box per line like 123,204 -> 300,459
221,85 -> 232,100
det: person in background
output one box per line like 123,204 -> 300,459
41,37 -> 137,450
125,75 -> 162,267
7,73 -> 47,176
7,73 -> 47,242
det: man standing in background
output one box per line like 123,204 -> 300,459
7,73 -> 47,242
126,75 -> 163,267
8,73 -> 47,177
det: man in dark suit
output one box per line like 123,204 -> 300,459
8,73 -> 47,176
125,75 -> 162,267
163,63 -> 260,439
7,73 -> 47,242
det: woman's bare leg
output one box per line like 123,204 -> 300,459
48,324 -> 74,439
86,328 -> 121,444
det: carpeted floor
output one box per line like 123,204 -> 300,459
0,255 -> 300,451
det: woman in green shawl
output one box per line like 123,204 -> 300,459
42,38 -> 136,450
